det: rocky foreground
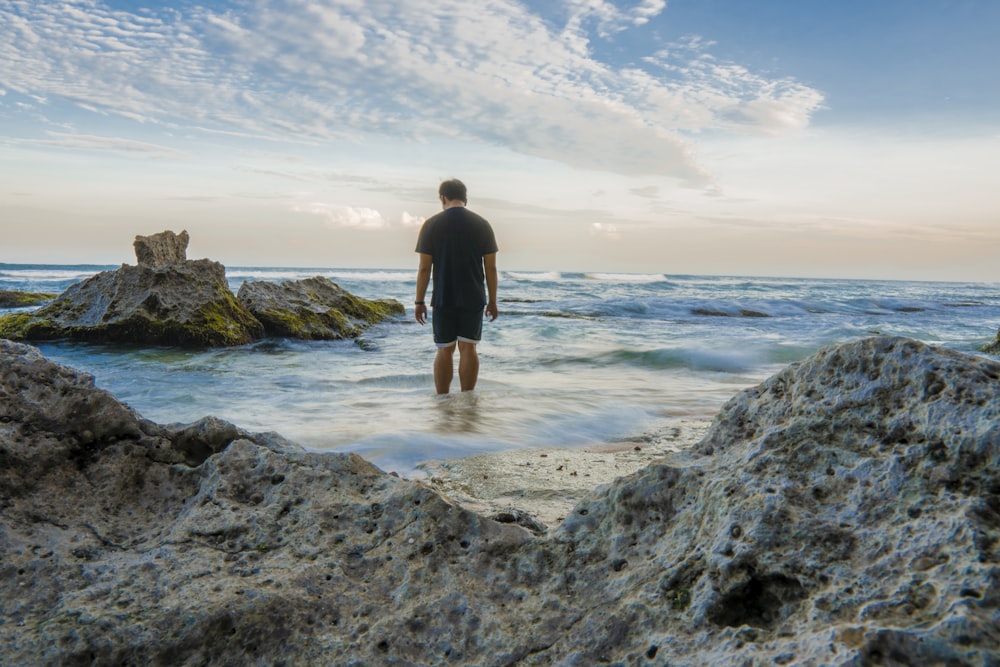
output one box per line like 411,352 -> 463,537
1,336 -> 999,665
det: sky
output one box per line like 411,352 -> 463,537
1,0 -> 998,281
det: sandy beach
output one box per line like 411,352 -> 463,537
417,417 -> 713,528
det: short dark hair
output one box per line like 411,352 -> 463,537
438,179 -> 467,203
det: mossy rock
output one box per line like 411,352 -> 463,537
0,312 -> 39,339
0,261 -> 264,347
0,290 -> 57,308
249,305 -> 361,340
237,276 -> 404,340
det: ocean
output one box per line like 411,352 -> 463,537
3,263 -> 999,476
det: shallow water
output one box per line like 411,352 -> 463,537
3,264 -> 999,476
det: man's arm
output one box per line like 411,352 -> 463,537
415,253 -> 432,325
483,252 -> 498,321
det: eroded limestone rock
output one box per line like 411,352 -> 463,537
134,229 -> 189,268
1,336 -> 998,665
0,339 -> 532,664
551,336 -> 1000,664
237,276 -> 404,340
0,260 -> 263,346
0,232 -> 404,347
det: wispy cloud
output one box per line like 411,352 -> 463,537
31,132 -> 185,158
0,0 -> 824,182
563,0 -> 667,38
640,37 -> 826,134
630,185 -> 660,199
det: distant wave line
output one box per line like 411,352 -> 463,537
583,272 -> 667,283
226,268 -> 416,282
505,271 -> 561,281
0,269 -> 106,281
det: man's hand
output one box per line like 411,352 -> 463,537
415,303 -> 428,325
485,301 -> 498,322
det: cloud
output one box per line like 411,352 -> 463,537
290,202 -> 421,230
563,0 -> 667,37
401,211 -> 425,227
590,222 -> 622,239
292,203 -> 390,229
30,132 -> 185,158
640,38 -> 826,134
0,0 -> 824,182
631,0 -> 667,25
630,185 -> 660,199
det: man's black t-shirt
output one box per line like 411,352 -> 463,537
415,207 -> 498,309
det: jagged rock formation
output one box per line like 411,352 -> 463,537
1,336 -> 998,665
237,276 -> 405,340
0,259 -> 264,346
134,229 -> 190,268
0,231 -> 403,347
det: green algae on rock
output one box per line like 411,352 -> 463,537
0,230 -> 403,347
0,260 -> 264,346
237,276 -> 404,340
0,290 -> 57,308
984,330 -> 1000,355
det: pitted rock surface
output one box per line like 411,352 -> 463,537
0,232 -> 402,347
1,336 -> 998,665
0,259 -> 263,346
134,229 -> 190,268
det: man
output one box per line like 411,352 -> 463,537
414,179 -> 499,394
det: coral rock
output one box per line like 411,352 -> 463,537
134,229 -> 190,267
0,260 -> 263,346
1,336 -> 998,665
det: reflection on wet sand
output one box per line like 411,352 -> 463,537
433,391 -> 482,434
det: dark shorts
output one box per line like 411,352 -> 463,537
432,306 -> 484,347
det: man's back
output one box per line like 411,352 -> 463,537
416,207 -> 497,309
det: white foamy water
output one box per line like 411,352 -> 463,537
3,264 -> 999,476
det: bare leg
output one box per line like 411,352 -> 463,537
434,344 -> 456,394
457,341 -> 480,392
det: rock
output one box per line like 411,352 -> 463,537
0,290 -> 56,308
692,307 -> 770,318
1,336 -> 999,665
490,507 -> 548,535
0,340 -> 532,665
134,229 -> 189,268
237,276 -> 404,340
0,259 -> 264,346
984,330 -> 1000,355
0,232 -> 404,347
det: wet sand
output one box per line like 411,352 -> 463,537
417,417 -> 712,529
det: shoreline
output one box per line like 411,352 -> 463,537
416,417 -> 713,528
